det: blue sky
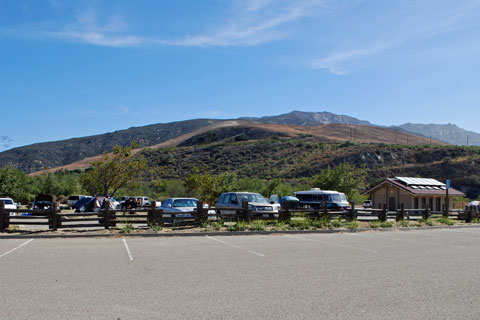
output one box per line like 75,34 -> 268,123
1,0 -> 480,150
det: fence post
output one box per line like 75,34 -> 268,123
0,201 -> 5,230
423,205 -> 430,220
444,199 -> 450,217
380,204 -> 387,222
242,200 -> 251,223
322,201 -> 328,220
349,202 -> 356,221
56,202 -> 62,229
104,199 -> 110,229
281,201 -> 291,222
397,203 -> 405,221
465,206 -> 473,223
196,200 -> 206,225
49,202 -> 58,231
148,201 -> 157,226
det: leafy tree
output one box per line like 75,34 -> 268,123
0,166 -> 36,203
80,144 -> 146,196
311,163 -> 367,203
33,170 -> 83,197
184,168 -> 238,204
151,179 -> 187,198
237,177 -> 266,193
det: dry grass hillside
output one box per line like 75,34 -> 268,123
30,121 -> 446,176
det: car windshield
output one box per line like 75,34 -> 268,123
0,199 -> 13,205
327,194 -> 347,202
237,193 -> 268,203
173,199 -> 197,207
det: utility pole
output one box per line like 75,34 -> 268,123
467,136 -> 469,146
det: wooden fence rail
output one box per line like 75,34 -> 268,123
0,201 -> 478,231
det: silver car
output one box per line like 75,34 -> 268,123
215,192 -> 278,216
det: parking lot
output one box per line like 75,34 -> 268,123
1,228 -> 480,319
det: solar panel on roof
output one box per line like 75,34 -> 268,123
396,177 -> 445,187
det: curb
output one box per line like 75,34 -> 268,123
1,224 -> 479,239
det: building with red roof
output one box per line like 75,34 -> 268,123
362,177 -> 465,211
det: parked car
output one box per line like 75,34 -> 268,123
159,198 -> 200,218
30,194 -> 56,215
0,196 -> 17,216
363,200 -> 373,208
74,196 -> 94,212
215,192 -> 278,216
158,198 -> 214,219
67,195 -> 89,209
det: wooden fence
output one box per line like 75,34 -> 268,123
0,200 -> 478,231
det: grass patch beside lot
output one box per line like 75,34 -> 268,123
438,216 -> 455,226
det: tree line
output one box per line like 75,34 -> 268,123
0,144 -> 369,205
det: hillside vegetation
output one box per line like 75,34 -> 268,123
141,135 -> 480,198
0,119 -> 219,173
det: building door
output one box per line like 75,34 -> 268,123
388,197 -> 396,211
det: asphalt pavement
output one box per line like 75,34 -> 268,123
1,228 -> 480,319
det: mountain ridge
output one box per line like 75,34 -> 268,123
1,110 -> 478,174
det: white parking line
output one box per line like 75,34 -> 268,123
206,236 -> 265,257
349,233 -> 467,249
122,238 -> 134,261
0,239 -> 34,259
285,235 -> 378,253
439,229 -> 480,235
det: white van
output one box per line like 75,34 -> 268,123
294,188 -> 350,210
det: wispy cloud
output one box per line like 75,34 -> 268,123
51,11 -> 146,47
312,2 -> 480,75
1,0 -> 326,48
166,0 -> 325,47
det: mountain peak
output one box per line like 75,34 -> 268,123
242,110 -> 371,126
